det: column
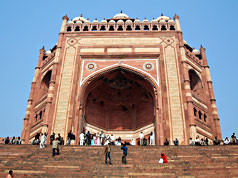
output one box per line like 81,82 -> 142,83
21,47 -> 45,143
44,14 -> 69,140
200,45 -> 222,139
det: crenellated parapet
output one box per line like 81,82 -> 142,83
64,12 -> 177,32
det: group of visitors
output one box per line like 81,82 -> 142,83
104,142 -> 128,165
218,133 -> 238,145
3,136 -> 21,145
77,131 -> 156,146
78,131 -> 120,146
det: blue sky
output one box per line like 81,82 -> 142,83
0,0 -> 237,138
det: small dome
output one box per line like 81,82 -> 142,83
117,19 -> 124,24
92,19 -> 99,24
45,50 -> 51,55
100,19 -> 107,24
113,12 -> 129,19
157,15 -> 170,21
73,16 -> 87,23
151,18 -> 158,24
75,20 -> 82,24
142,18 -> 149,23
125,19 -> 132,24
67,21 -> 74,25
192,49 -> 200,55
168,19 -> 175,24
159,19 -> 166,24
109,20 -> 116,24
84,19 -> 90,24
134,19 -> 141,24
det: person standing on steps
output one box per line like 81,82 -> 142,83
139,132 -> 144,146
40,133 -> 47,149
52,138 -> 60,157
121,142 -> 128,164
105,143 -> 112,165
149,132 -> 154,145
67,130 -> 73,145
80,132 -> 84,146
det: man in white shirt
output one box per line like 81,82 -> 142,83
130,138 -> 136,146
40,133 -> 47,149
80,132 -> 85,146
139,132 -> 144,146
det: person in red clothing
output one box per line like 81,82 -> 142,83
158,153 -> 167,164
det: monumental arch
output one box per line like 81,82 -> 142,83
21,12 -> 222,145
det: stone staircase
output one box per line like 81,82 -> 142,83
0,144 -> 238,178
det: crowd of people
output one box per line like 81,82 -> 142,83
74,131 -> 155,146
2,136 -> 21,145
1,132 -> 238,147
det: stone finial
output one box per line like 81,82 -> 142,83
40,46 -> 45,53
80,13 -> 83,17
161,13 -> 164,16
62,14 -> 69,21
200,45 -> 206,51
103,18 -> 105,20
173,13 -> 179,20
120,10 -> 123,13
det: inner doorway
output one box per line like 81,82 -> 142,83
82,68 -> 156,140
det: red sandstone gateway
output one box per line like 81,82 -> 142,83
21,12 -> 221,145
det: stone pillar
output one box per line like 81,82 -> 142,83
44,14 -> 69,141
175,17 -> 196,141
154,88 -> 163,145
74,105 -> 82,145
21,47 -> 45,144
180,45 -> 197,140
200,45 -> 222,139
174,14 -> 181,32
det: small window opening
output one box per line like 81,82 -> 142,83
66,26 -> 72,32
35,114 -> 38,122
117,25 -> 123,31
122,106 -> 128,111
126,25 -> 132,31
92,26 -> 97,31
198,111 -> 202,120
83,26 -> 89,31
39,111 -> 42,120
75,26 -> 80,31
204,114 -> 207,122
143,25 -> 149,30
100,25 -> 106,31
194,108 -> 197,116
152,25 -> 158,31
135,25 -> 140,30
42,56 -> 47,61
161,25 -> 167,31
170,25 -> 175,30
109,25 -> 114,31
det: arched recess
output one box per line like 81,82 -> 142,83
189,69 -> 203,95
38,70 -> 52,99
75,64 -> 161,144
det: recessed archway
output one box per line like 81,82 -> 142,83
79,67 -> 158,141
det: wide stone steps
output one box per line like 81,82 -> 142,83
0,145 -> 238,178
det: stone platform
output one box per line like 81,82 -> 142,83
0,145 -> 238,178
